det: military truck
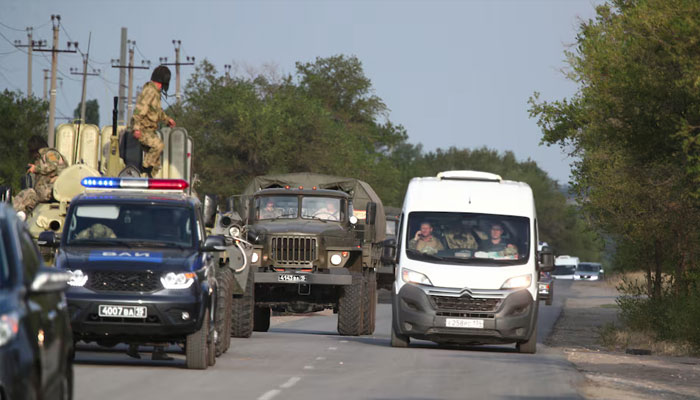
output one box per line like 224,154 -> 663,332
218,173 -> 386,336
377,206 -> 401,290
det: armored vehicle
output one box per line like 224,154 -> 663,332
221,173 -> 387,336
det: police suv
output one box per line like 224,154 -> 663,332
39,177 -> 228,369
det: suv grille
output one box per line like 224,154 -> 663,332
430,295 -> 501,312
86,271 -> 161,292
271,236 -> 317,266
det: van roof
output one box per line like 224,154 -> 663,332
403,171 -> 534,217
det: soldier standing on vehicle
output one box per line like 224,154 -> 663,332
131,65 -> 176,177
12,135 -> 67,214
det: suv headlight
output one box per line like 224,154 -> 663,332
161,272 -> 196,289
401,268 -> 433,286
501,274 -> 532,289
68,269 -> 88,287
0,312 -> 19,347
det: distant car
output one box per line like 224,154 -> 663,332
575,262 -> 604,281
0,203 -> 74,400
538,272 -> 554,306
553,255 -> 579,280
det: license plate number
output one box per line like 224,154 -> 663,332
98,305 -> 147,318
445,318 -> 484,329
278,274 -> 307,282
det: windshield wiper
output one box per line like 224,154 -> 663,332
68,239 -> 133,247
135,241 -> 190,249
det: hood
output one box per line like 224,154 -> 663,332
58,247 -> 201,273
252,220 -> 348,238
0,290 -> 20,315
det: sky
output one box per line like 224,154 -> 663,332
0,0 -> 602,184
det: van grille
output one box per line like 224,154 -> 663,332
430,295 -> 501,312
271,236 -> 317,266
85,271 -> 161,292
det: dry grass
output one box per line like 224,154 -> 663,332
599,323 -> 699,357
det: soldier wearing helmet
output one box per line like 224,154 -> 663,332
12,135 -> 67,214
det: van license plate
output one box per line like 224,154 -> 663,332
446,318 -> 484,329
278,274 -> 307,282
98,305 -> 147,318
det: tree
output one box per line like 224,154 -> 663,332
73,99 -> 99,125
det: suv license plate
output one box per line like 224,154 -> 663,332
446,318 -> 484,329
98,305 -> 147,318
278,274 -> 307,282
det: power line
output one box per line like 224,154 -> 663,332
0,49 -> 18,56
0,21 -> 25,32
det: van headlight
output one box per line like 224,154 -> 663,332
401,268 -> 433,286
0,312 -> 19,347
161,272 -> 196,289
68,269 -> 88,287
501,274 -> 532,289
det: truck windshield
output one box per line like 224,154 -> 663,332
255,196 -> 299,220
65,204 -> 195,248
405,212 -> 530,266
301,197 -> 342,221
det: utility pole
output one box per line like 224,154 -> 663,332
111,40 -> 150,123
118,28 -> 127,124
34,15 -> 77,147
43,69 -> 62,101
14,27 -> 45,98
224,64 -> 231,83
159,40 -> 194,104
70,33 -> 100,123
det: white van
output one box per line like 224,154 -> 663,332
390,171 -> 553,353
553,255 -> 579,280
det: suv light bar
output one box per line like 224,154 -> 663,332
81,177 -> 189,190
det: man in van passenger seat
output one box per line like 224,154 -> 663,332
444,225 -> 478,250
480,223 -> 518,256
409,222 -> 444,254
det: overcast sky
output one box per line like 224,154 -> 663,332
0,0 -> 601,184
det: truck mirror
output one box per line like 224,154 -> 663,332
381,238 -> 397,264
538,246 -> 555,272
37,231 -> 59,248
226,195 -> 236,213
202,235 -> 226,252
203,194 -> 217,228
366,202 -> 377,226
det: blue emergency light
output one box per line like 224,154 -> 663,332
81,177 -> 189,190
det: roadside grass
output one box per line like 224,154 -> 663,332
598,323 -> 699,357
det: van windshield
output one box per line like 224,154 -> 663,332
405,212 -> 530,266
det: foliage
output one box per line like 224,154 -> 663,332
0,90 -> 48,192
73,99 -> 100,126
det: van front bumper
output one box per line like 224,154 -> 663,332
393,283 -> 537,344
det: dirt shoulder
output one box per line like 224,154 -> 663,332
547,280 -> 700,399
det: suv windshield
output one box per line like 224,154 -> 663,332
65,204 -> 194,248
554,265 -> 576,275
0,231 -> 9,289
577,263 -> 600,272
405,212 -> 530,266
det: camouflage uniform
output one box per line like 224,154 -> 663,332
444,230 -> 478,250
408,236 -> 444,254
12,148 -> 67,213
75,224 -> 117,239
131,81 -> 169,174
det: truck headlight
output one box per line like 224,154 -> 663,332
68,269 -> 88,287
251,252 -> 259,263
0,312 -> 19,347
330,254 -> 342,266
501,274 -> 532,289
161,272 -> 196,289
228,225 -> 241,238
401,268 -> 433,286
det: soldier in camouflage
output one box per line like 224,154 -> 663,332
131,65 -> 176,177
75,223 -> 116,239
13,135 -> 67,213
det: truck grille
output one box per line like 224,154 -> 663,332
271,236 -> 317,266
85,271 -> 161,292
430,295 -> 501,312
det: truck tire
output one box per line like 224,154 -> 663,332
231,267 -> 254,338
337,272 -> 364,336
361,269 -> 377,335
186,307 -> 209,370
215,268 -> 234,356
516,315 -> 538,354
253,306 -> 271,332
207,321 -> 216,367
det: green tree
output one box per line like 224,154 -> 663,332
0,90 -> 48,192
73,99 -> 100,125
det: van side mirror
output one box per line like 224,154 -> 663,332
203,194 -> 217,228
366,202 -> 377,226
538,246 -> 555,272
37,231 -> 59,248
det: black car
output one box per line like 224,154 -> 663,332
0,203 -> 74,400
40,178 -> 228,370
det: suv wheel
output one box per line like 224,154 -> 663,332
231,267 -> 254,338
186,307 -> 209,370
337,272 -> 364,336
215,267 -> 234,356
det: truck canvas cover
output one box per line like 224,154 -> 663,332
242,172 -> 386,242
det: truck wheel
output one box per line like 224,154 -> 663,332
516,319 -> 537,354
231,267 -> 254,338
391,324 -> 409,348
186,307 -> 209,370
253,306 -> 271,332
361,269 -> 377,335
215,268 -> 234,356
337,272 -> 364,336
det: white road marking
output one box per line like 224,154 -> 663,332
339,340 -> 348,343
339,361 -> 344,365
280,377 -> 301,389
316,356 -> 326,361
258,389 -> 281,400
303,365 -> 315,370
328,346 -> 337,350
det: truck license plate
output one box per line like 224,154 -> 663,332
445,318 -> 484,329
278,274 -> 307,282
98,305 -> 147,318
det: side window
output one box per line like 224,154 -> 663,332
19,229 -> 41,285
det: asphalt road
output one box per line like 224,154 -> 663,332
74,281 -> 583,400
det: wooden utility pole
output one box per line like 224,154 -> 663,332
43,69 -> 62,101
34,15 -> 77,147
70,33 -> 100,123
112,40 -> 150,123
118,28 -> 127,124
159,40 -> 194,104
14,27 -> 46,98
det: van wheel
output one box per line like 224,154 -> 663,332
337,272 -> 363,336
253,306 -> 271,332
186,308 -> 209,369
59,360 -> 73,400
391,324 -> 409,348
215,268 -> 234,356
361,269 -> 377,335
231,267 -> 254,338
516,322 -> 537,354
545,296 -> 552,306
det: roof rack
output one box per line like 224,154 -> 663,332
437,170 -> 502,182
